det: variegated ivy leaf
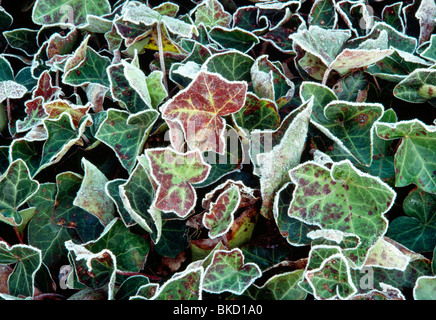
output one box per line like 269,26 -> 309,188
303,245 -> 357,300
202,248 -> 262,295
27,182 -> 76,267
119,157 -> 161,242
309,0 -> 338,29
388,188 -> 436,253
250,98 -> 312,218
413,276 -> 436,300
289,26 -> 351,68
43,99 -> 91,128
53,171 -> 104,243
78,218 -> 150,273
300,82 -> 384,166
62,45 -> 111,87
38,113 -> 91,175
0,160 -> 39,226
136,267 -> 204,300
161,70 -> 247,154
0,80 -> 27,104
73,158 -> 116,226
0,241 -> 42,298
32,70 -> 62,102
251,55 -> 294,109
415,0 -> 436,45
32,0 -> 111,27
15,97 -> 47,134
376,120 -> 436,194
145,148 -> 211,218
105,179 -> 135,227
65,240 -> 116,298
288,160 -> 396,268
192,0 -> 232,28
232,92 -> 280,132
95,109 -> 159,173
393,68 -> 436,103
108,60 -> 167,112
121,1 -> 196,39
203,185 -> 241,239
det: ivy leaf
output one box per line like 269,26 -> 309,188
0,160 -> 39,227
32,70 -> 62,102
202,248 -> 262,294
288,160 -> 396,267
121,1 -> 196,38
303,245 -> 357,300
0,241 -> 42,298
15,97 -> 47,134
32,0 -> 111,27
393,68 -> 436,103
105,179 -> 135,227
204,51 -> 254,82
388,188 -> 436,252
208,26 -> 259,53
27,182 -> 76,267
421,35 -> 436,62
39,113 -> 91,175
146,148 -> 211,218
119,158 -> 160,241
62,46 -> 111,87
309,0 -> 337,29
415,0 -> 436,45
73,158 -> 116,226
3,28 -> 39,56
376,120 -> 436,194
203,185 -> 241,239
65,240 -> 116,297
138,267 -> 203,300
82,218 -> 150,272
232,92 -> 280,132
95,109 -> 158,173
244,269 -> 307,300
413,276 -> 436,300
193,0 -> 232,28
53,171 -> 104,243
250,98 -> 312,218
43,99 -> 91,128
161,70 -> 247,154
0,80 -> 27,104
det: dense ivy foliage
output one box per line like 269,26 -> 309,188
0,0 -> 435,300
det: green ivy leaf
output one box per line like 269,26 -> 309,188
388,188 -> 436,252
0,241 -> 42,298
0,160 -> 39,226
376,119 -> 436,194
203,248 -> 262,294
193,0 -> 232,28
3,28 -> 39,56
208,26 -> 259,53
95,109 -> 159,173
393,68 -> 436,103
204,50 -> 254,82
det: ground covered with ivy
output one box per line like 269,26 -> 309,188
0,0 -> 435,300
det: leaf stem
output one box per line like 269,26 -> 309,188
6,98 -> 11,124
322,66 -> 332,86
155,23 -> 169,95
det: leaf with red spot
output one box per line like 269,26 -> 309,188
288,160 -> 396,268
161,70 -> 247,154
95,109 -> 159,173
32,70 -> 62,102
43,99 -> 91,128
145,147 -> 211,218
15,96 -> 47,133
202,185 -> 241,239
193,0 -> 232,28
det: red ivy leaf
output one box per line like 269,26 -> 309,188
161,70 -> 247,154
32,70 -> 62,102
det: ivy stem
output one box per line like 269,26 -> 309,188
322,66 -> 332,86
6,98 -> 11,124
13,226 -> 24,244
155,23 -> 169,95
